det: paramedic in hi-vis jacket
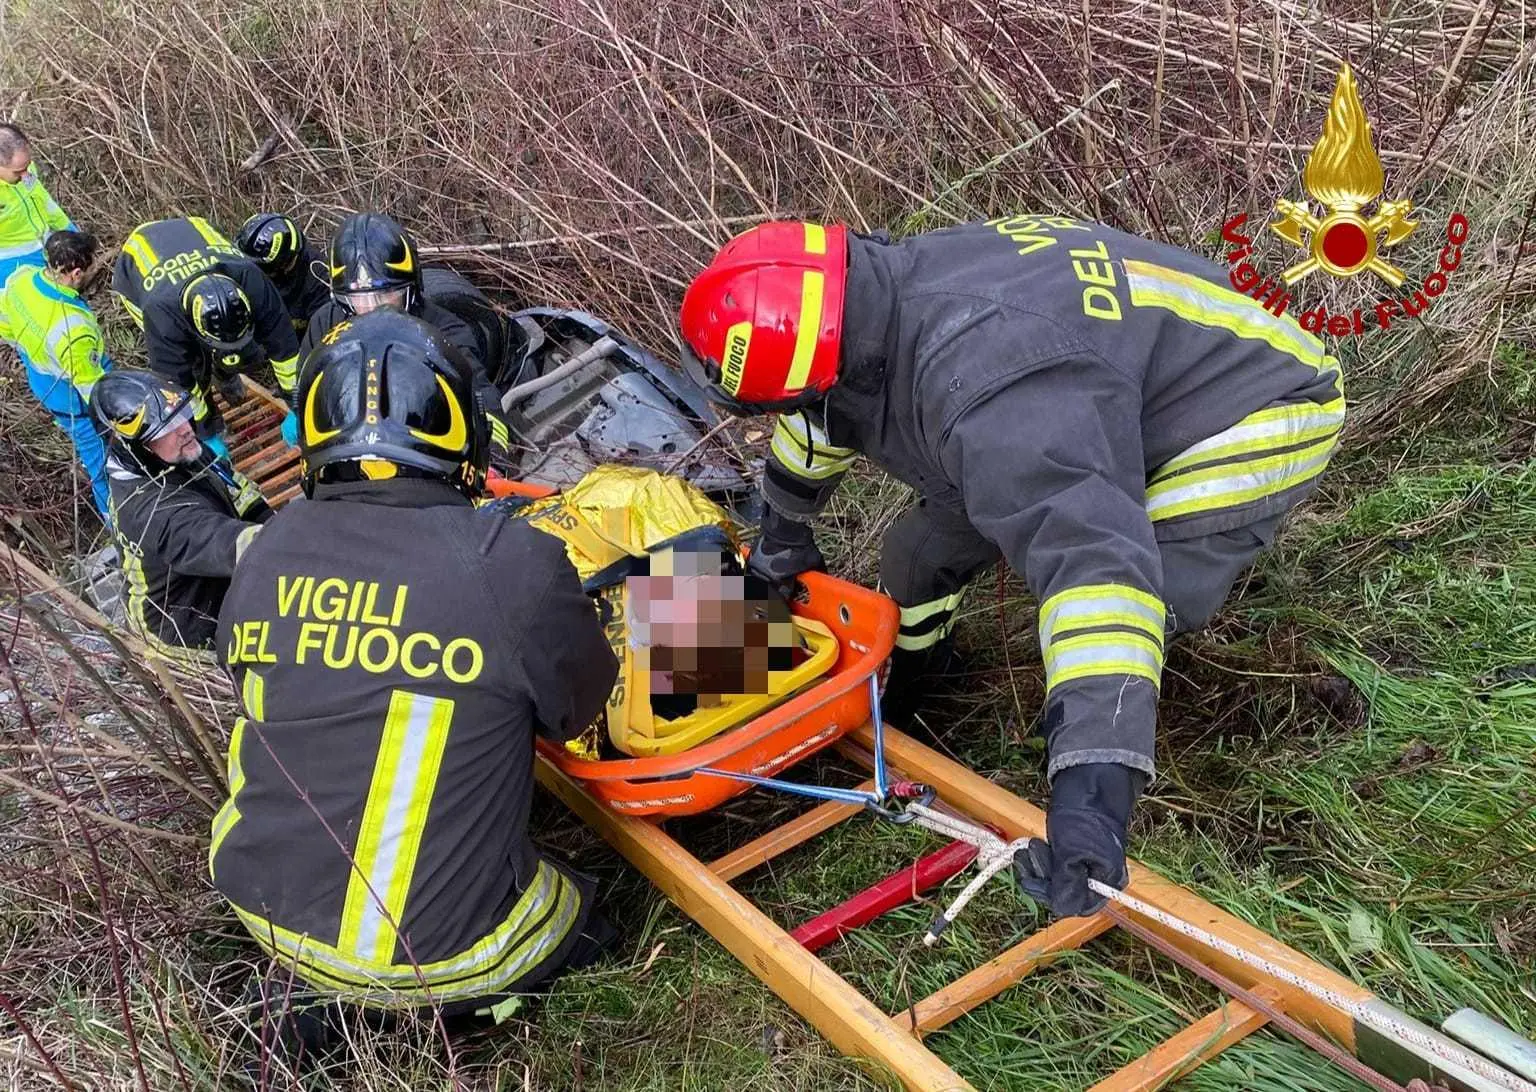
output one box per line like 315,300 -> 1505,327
677,216 -> 1345,919
213,309 -> 617,1061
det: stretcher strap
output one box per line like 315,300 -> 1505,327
695,674 -> 916,816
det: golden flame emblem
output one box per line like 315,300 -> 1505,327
1269,63 -> 1417,287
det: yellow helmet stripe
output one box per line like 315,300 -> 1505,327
407,374 -> 467,451
114,406 -> 147,437
803,223 -> 827,255
303,371 -> 342,444
784,270 -> 825,393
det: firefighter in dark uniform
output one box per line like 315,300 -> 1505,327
111,216 -> 301,458
212,309 -> 617,1057
298,212 -> 514,464
234,212 -> 329,336
90,370 -> 271,661
678,217 -> 1345,918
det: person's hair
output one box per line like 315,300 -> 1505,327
0,123 -> 30,163
45,230 -> 97,274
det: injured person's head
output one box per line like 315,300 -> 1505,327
625,544 -> 798,702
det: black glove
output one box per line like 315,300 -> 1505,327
1015,762 -> 1145,918
745,506 -> 826,596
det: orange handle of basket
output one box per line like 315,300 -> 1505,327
485,470 -> 558,499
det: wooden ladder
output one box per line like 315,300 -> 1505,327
533,724 -> 1368,1092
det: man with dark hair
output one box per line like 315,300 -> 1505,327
0,229 -> 113,520
111,216 -> 301,458
0,123 -> 75,285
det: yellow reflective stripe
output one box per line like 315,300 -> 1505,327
1047,608 -> 1165,646
1123,259 -> 1327,368
770,412 -> 856,481
376,696 -> 453,964
188,216 -> 231,250
269,354 -> 299,391
1044,631 -> 1163,692
898,590 -> 965,629
209,715 -> 248,878
1145,433 -> 1339,521
118,293 -> 145,329
1039,583 -> 1165,650
233,524 -> 260,563
774,410 -> 855,456
784,270 -> 825,393
118,545 -> 155,648
339,690 -> 454,965
804,223 -> 827,255
1152,396 -> 1345,482
241,670 -> 265,719
896,629 -> 945,652
121,234 -> 158,276
486,414 -> 509,451
230,858 -> 580,1005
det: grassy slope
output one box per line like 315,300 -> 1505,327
268,382 -> 1531,1092
14,254 -> 1535,1092
4,4 -> 1533,1087
12,271 -> 1535,1092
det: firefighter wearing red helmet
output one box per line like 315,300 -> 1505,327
679,216 -> 1345,919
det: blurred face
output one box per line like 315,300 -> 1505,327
0,147 -> 31,185
340,287 -> 408,315
626,551 -> 796,696
146,420 -> 202,464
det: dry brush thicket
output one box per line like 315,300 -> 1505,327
1,1 -> 1534,1088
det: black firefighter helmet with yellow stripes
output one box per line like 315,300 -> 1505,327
182,272 -> 254,352
296,308 -> 489,499
90,369 -> 199,474
327,212 -> 421,315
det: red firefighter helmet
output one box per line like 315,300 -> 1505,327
678,221 -> 848,415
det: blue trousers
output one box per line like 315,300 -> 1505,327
25,366 -> 112,522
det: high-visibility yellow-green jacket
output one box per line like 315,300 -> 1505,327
0,167 -> 71,264
0,264 -> 106,401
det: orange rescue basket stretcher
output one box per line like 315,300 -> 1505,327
484,474 -> 900,818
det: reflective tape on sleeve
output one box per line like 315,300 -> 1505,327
1043,631 -> 1163,692
769,412 -> 857,481
1038,583 -> 1165,650
270,354 -> 299,391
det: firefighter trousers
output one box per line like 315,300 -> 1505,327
878,497 -> 1287,664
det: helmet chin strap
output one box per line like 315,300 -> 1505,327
358,458 -> 398,481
